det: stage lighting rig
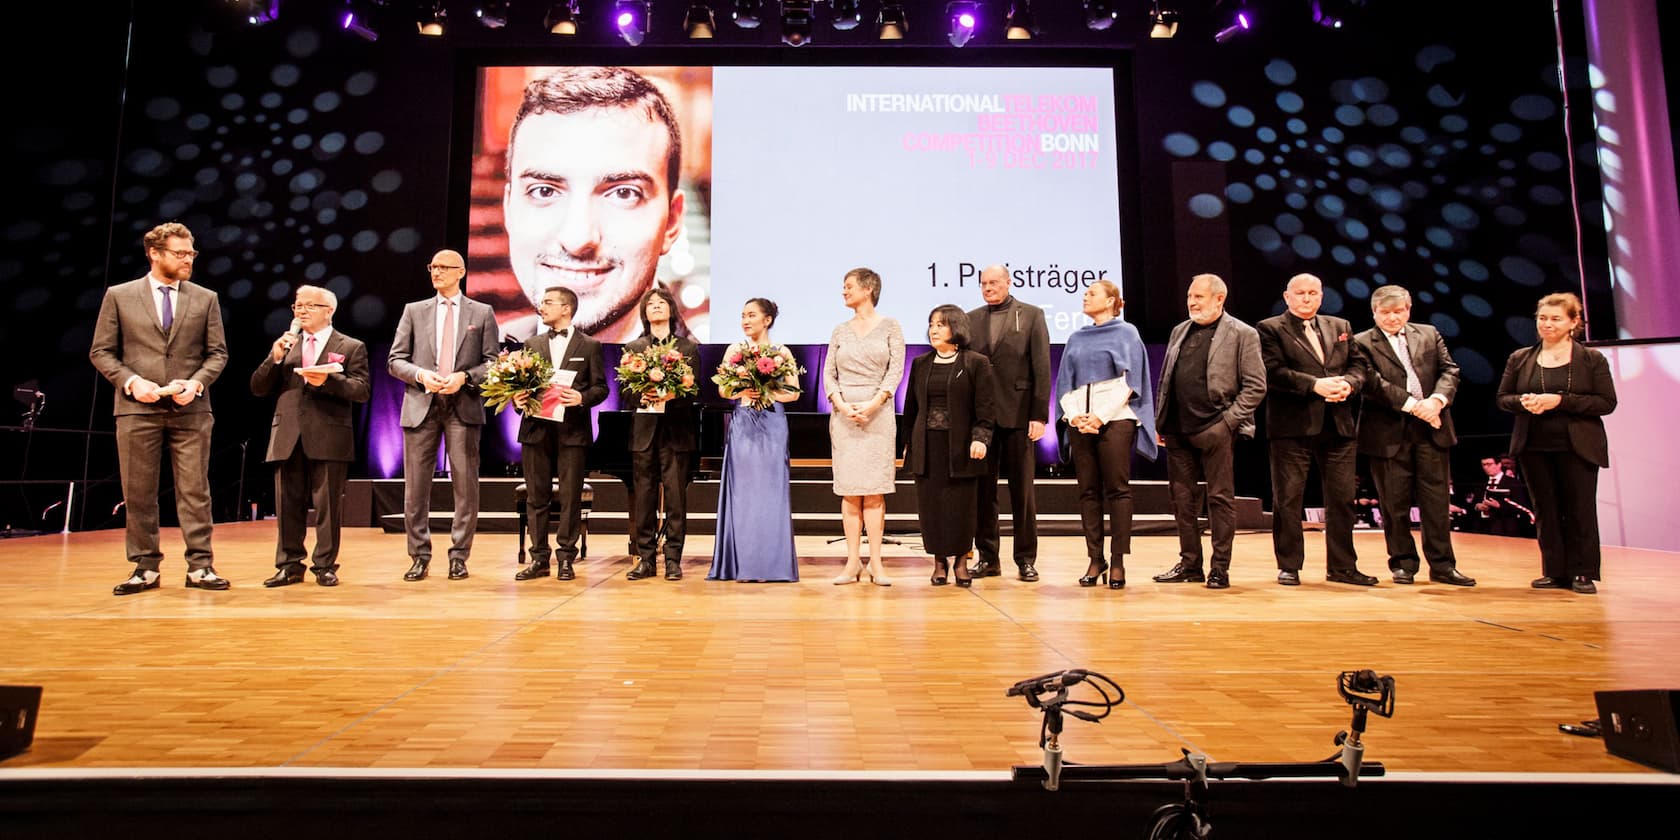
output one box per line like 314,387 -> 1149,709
876,2 -> 907,39
780,1 -> 813,46
544,1 -> 580,34
340,0 -> 384,41
1083,0 -> 1116,31
230,0 -> 281,26
831,0 -> 861,31
614,0 -> 650,45
476,0 -> 509,28
946,2 -> 978,47
1148,1 -> 1178,38
415,0 -> 445,35
732,0 -> 764,28
1005,2 -> 1037,40
684,3 -> 718,37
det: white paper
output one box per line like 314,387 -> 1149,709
294,362 -> 344,375
1059,374 -> 1133,428
531,368 -> 578,422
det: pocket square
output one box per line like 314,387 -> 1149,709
327,352 -> 345,364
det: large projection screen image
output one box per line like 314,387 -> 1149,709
469,64 -> 1123,345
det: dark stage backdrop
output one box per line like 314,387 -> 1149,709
0,1 -> 1614,533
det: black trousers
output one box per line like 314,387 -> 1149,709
1369,434 -> 1458,574
522,437 -> 587,563
273,446 -> 348,573
975,425 -> 1039,566
1269,430 -> 1359,573
1068,419 -> 1137,563
1519,450 -> 1602,580
1163,421 -> 1237,573
631,418 -> 693,564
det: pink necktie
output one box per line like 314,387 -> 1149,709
303,334 -> 317,368
437,300 -> 455,374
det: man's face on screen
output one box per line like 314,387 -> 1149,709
503,107 -> 684,340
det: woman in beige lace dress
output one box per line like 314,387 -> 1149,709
824,268 -> 905,586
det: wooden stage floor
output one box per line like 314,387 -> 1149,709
2,522 -> 1677,776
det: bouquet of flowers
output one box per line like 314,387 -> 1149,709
615,338 -> 698,409
480,348 -> 554,415
712,343 -> 804,410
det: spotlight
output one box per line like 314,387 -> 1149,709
684,3 -> 717,37
780,1 -> 813,46
1005,2 -> 1036,40
947,2 -> 978,47
831,0 -> 861,31
544,1 -> 580,34
415,0 -> 445,35
341,0 -> 382,41
615,0 -> 649,45
476,0 -> 509,28
877,2 -> 908,39
231,0 -> 281,26
1083,0 -> 1116,31
732,0 -> 763,29
1312,0 -> 1366,30
1214,7 -> 1252,42
1148,1 -> 1177,38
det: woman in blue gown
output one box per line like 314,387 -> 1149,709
708,298 -> 801,582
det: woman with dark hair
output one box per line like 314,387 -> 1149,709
903,305 -> 996,587
1497,292 -> 1617,594
1054,280 -> 1158,590
824,267 -> 905,586
623,287 -> 702,581
708,298 -> 801,582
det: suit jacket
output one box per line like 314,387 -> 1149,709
902,350 -> 996,479
517,329 -> 608,448
1155,312 -> 1266,439
1475,470 -> 1534,521
250,329 -> 372,463
1256,312 -> 1366,439
1496,341 -> 1617,468
1353,323 -> 1459,456
624,333 -> 702,453
966,297 -> 1050,429
88,277 -> 228,415
386,295 -> 499,428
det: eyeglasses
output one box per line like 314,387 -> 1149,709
158,248 -> 198,260
291,303 -> 331,312
427,264 -> 464,273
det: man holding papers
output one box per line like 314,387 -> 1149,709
511,286 -> 607,581
250,285 -> 370,586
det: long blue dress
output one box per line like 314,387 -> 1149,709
707,400 -> 799,582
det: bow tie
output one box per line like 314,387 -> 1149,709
553,328 -> 569,338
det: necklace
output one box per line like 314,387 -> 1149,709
935,349 -> 958,360
1537,353 -> 1571,394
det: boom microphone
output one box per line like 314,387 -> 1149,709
1007,669 -> 1089,697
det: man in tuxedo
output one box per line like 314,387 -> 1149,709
1352,285 -> 1476,586
511,286 -> 607,581
250,286 -> 371,587
1151,274 -> 1266,590
966,264 -> 1051,582
1257,273 -> 1375,586
1474,454 -> 1534,536
89,222 -> 230,596
623,288 -> 701,581
387,249 -> 500,581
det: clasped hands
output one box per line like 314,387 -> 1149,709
1069,413 -> 1103,435
1408,396 -> 1444,429
1517,392 -> 1563,414
1312,376 -> 1354,403
418,370 -> 467,395
130,377 -> 200,405
833,396 -> 884,428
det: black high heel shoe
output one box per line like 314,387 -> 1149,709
1109,560 -> 1126,590
1079,559 -> 1108,588
930,557 -> 949,586
954,558 -> 973,588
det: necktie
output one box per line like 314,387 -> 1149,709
304,334 -> 317,368
437,299 -> 455,375
160,286 -> 174,332
1395,332 -> 1424,400
1302,318 -> 1325,364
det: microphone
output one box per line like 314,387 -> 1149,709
288,317 -> 303,336
1006,669 -> 1089,697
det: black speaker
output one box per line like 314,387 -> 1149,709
1594,689 -> 1680,773
0,685 -> 42,759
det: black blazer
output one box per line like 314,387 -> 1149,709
624,333 -> 701,453
1496,341 -> 1616,468
966,297 -> 1051,430
517,330 -> 608,448
1256,312 -> 1366,439
250,330 -> 371,463
902,350 -> 997,479
1353,323 -> 1459,456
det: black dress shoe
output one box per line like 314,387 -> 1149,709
1206,570 -> 1230,589
185,569 -> 231,590
557,558 -> 575,581
315,570 -> 339,587
1391,569 -> 1415,585
1326,568 -> 1379,586
113,574 -> 160,596
404,559 -> 429,581
447,559 -> 469,580
1531,576 -> 1567,589
1429,569 -> 1477,587
1277,570 -> 1300,586
264,567 -> 306,588
515,561 -> 551,581
969,557 -> 1003,578
626,559 -> 657,580
665,559 -> 683,581
1017,562 -> 1040,582
1153,563 -> 1206,583
1572,576 -> 1597,594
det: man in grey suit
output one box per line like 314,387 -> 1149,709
1151,274 -> 1267,590
89,222 -> 230,595
250,285 -> 371,587
1352,284 -> 1476,586
967,264 -> 1051,582
387,249 -> 500,581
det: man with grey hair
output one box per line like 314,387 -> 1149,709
1151,273 -> 1266,589
251,285 -> 371,586
1352,284 -> 1476,586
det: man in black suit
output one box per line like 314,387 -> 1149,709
1352,285 -> 1476,586
250,285 -> 371,587
967,264 -> 1051,582
623,288 -> 701,581
1474,454 -> 1534,536
89,222 -> 231,595
512,286 -> 608,581
1151,274 -> 1266,590
1256,273 -> 1375,586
